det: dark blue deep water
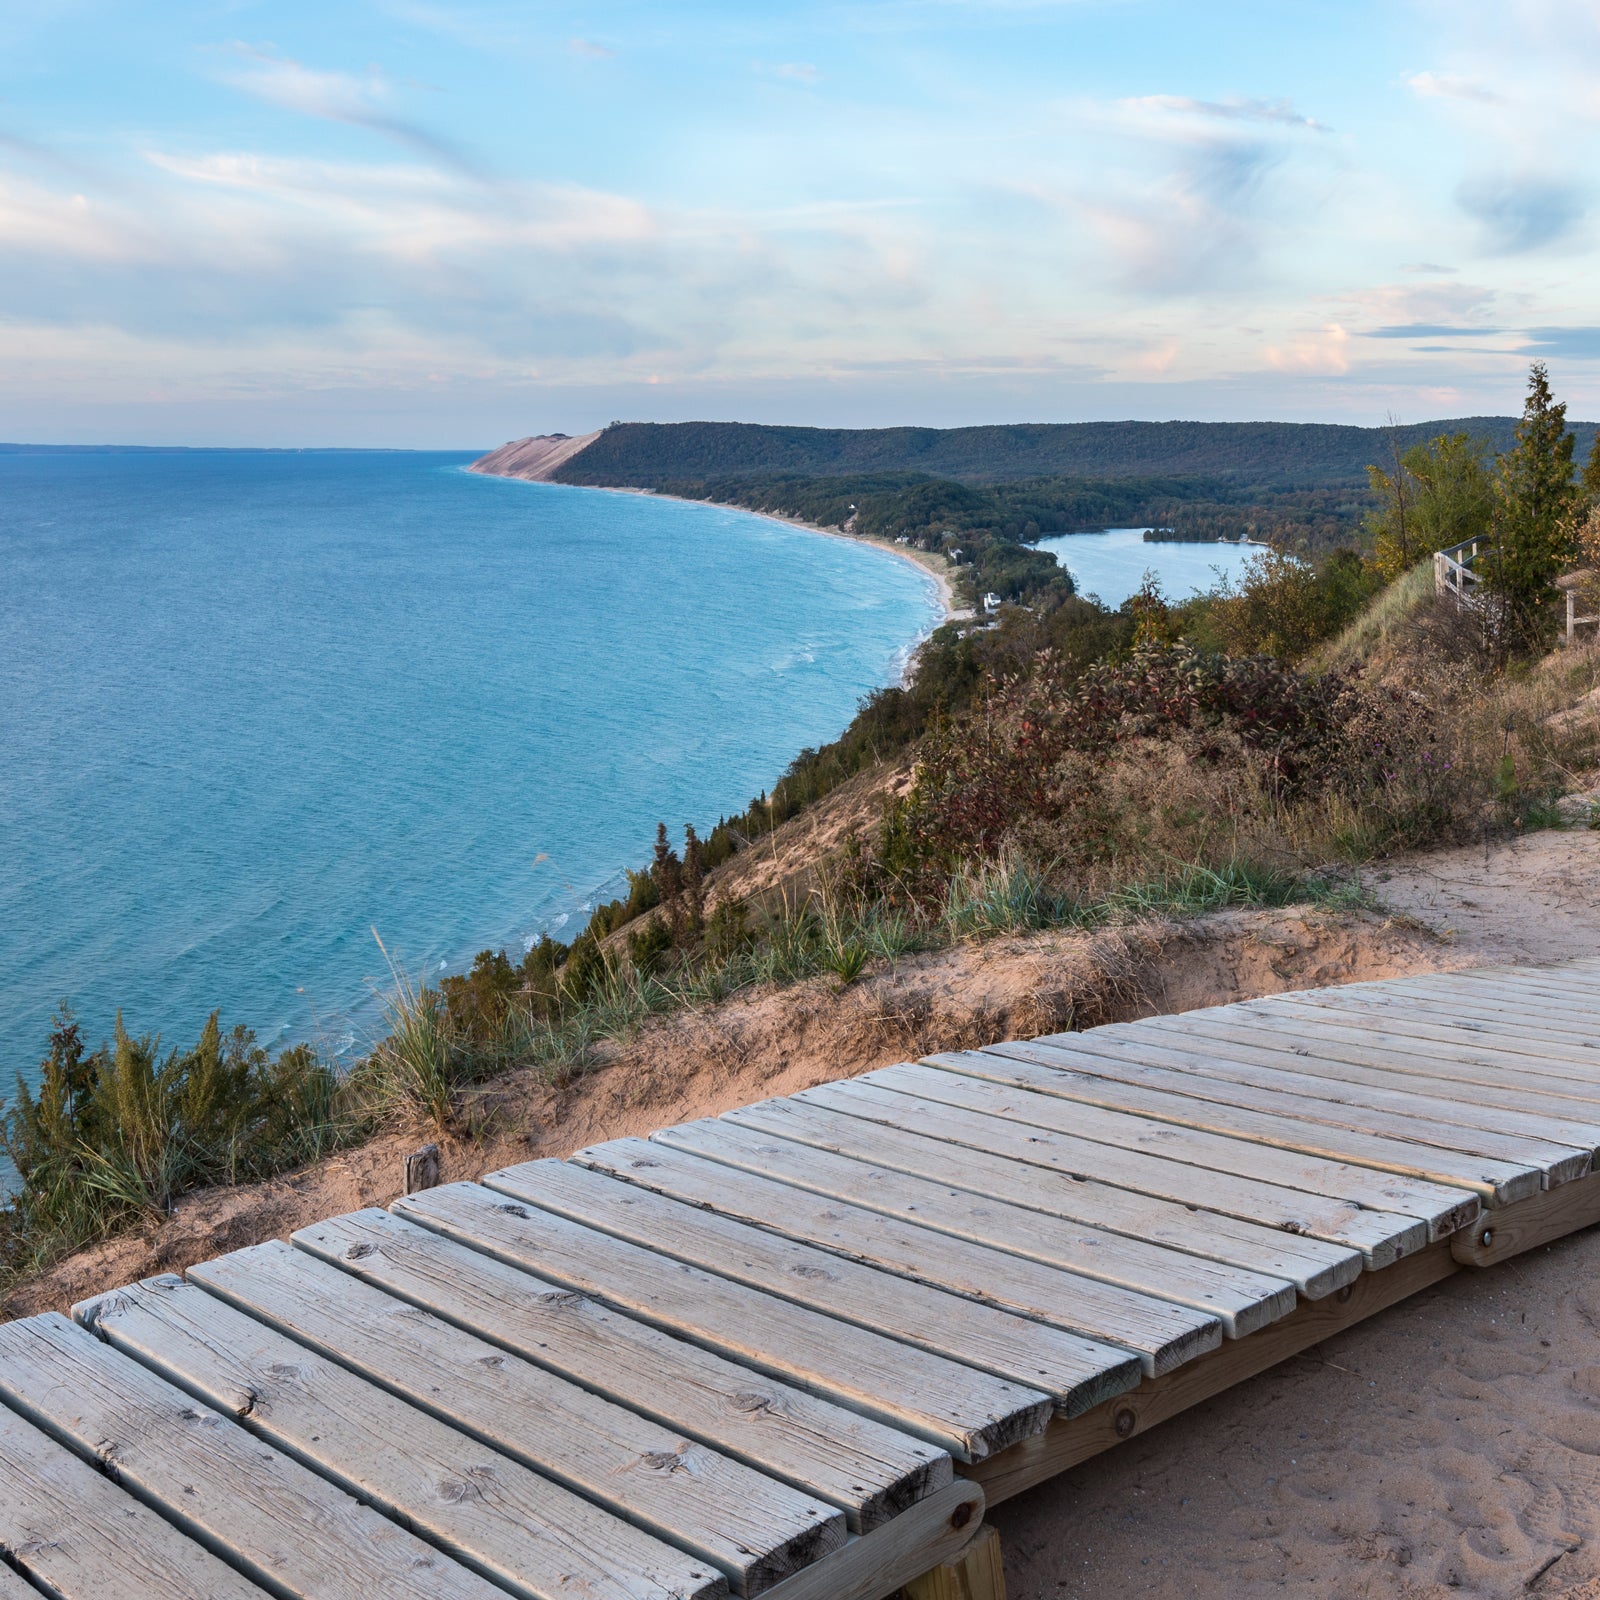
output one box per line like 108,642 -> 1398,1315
0,450 -> 941,1083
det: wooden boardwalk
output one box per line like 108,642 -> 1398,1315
4,955 -> 1600,1600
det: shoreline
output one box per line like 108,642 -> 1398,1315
582,481 -> 959,624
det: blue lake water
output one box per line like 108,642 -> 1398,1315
0,451 -> 943,1086
1037,527 -> 1265,609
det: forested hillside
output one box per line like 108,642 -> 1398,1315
657,471 -> 1369,565
550,416 -> 1598,489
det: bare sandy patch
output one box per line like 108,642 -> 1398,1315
1365,807 -> 1600,965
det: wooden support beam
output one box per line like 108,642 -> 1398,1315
962,1240 -> 1460,1506
902,1524 -> 1005,1600
757,1479 -> 985,1600
1450,1170 -> 1600,1268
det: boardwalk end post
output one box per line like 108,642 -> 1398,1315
404,1142 -> 440,1194
903,1522 -> 1006,1600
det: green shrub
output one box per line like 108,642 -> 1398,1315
1,1006 -> 351,1282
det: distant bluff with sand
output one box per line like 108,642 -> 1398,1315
469,431 -> 603,481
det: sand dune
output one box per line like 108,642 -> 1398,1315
469,430 -> 602,481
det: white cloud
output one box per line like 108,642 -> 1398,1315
1121,94 -> 1328,132
1405,71 -> 1504,104
216,47 -> 486,175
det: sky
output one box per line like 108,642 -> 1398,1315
2,0 -> 1599,446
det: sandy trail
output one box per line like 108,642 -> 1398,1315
1365,806 -> 1600,964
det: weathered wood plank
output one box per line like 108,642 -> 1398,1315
1365,968 -> 1600,1014
0,1566 -> 40,1600
701,1097 -> 1360,1297
964,1239 -> 1463,1508
1278,987 -> 1600,1050
497,1155 -> 1227,1369
1449,965 -> 1600,1008
1332,981 -> 1600,1036
391,1182 -> 1055,1462
851,1064 -> 1484,1234
914,1051 -> 1548,1202
0,1313 -> 512,1600
777,1080 -> 1430,1266
1028,1027 -> 1600,1150
1135,1011 -> 1600,1108
411,1169 -> 1138,1416
74,1273 -> 726,1600
291,1208 -> 945,1534
186,1240 -> 841,1595
1237,997 -> 1600,1071
952,1042 -> 1591,1188
0,1399 -> 272,1600
756,1479 -> 986,1600
580,1134 -> 1291,1341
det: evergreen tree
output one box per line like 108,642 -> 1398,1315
682,825 -> 706,933
651,821 -> 685,939
1485,364 -> 1578,653
1582,429 -> 1600,506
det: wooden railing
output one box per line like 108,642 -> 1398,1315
1565,576 -> 1599,644
1435,537 -> 1485,608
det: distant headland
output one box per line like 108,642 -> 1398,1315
470,415 -> 1598,491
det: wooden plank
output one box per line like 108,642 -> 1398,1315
1135,1011 -> 1600,1109
391,1182 -> 1055,1463
1400,990 -> 1600,1036
0,1399 -> 272,1600
1237,996 -> 1600,1071
291,1208 -> 945,1534
73,1273 -> 726,1600
952,1042 -> 1591,1187
903,1523 -> 1005,1600
914,1051 -> 1550,1202
964,1239 -> 1462,1508
1280,987 -> 1600,1049
683,1099 -> 1360,1298
577,1135 -> 1291,1341
1450,1171 -> 1600,1268
1344,978 -> 1600,1031
398,1172 -> 1137,1418
498,1155 -> 1227,1369
186,1240 -> 841,1595
851,1064 -> 1484,1234
1394,968 -> 1600,1012
0,1567 -> 39,1600
1037,1025 -> 1600,1146
756,1479 -> 985,1600
0,1313 -> 512,1600
774,1079 -> 1430,1267
1449,965 -> 1600,1006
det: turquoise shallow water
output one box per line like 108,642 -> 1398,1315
1037,526 -> 1265,608
0,450 -> 942,1084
